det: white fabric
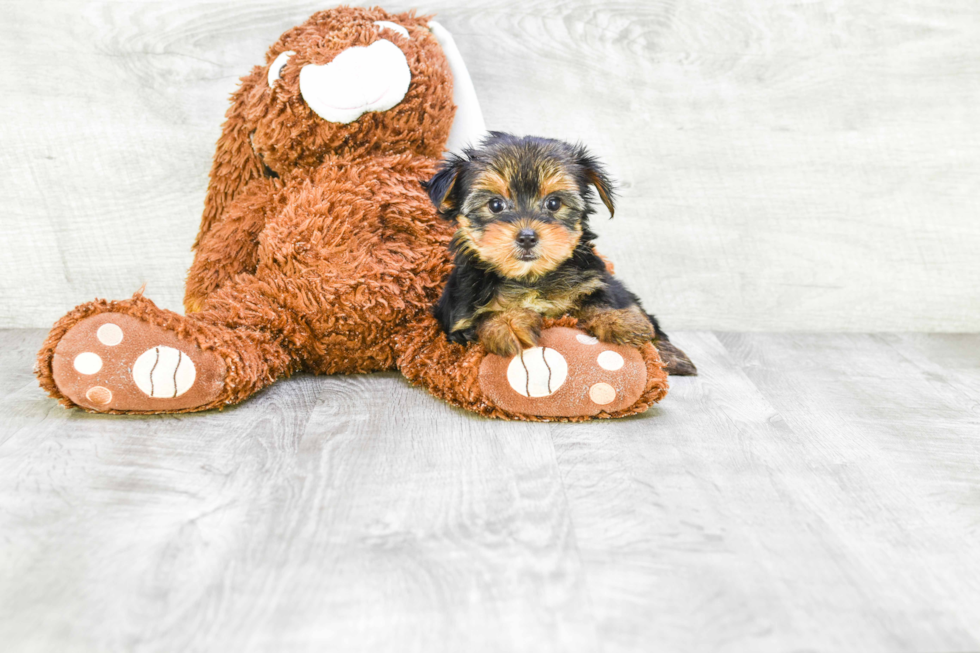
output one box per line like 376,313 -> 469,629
132,346 -> 197,398
596,350 -> 625,371
299,40 -> 411,124
267,51 -> 295,87
96,323 -> 124,346
73,352 -> 103,375
506,347 -> 568,398
428,20 -> 487,154
373,20 -> 410,39
286,21 -> 485,148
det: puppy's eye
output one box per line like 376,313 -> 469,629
488,198 -> 505,213
268,50 -> 295,88
546,197 -> 562,211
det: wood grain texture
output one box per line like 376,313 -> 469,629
3,328 -> 980,652
554,330 -> 980,652
0,328 -> 597,653
2,1 -> 979,329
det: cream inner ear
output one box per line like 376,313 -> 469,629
374,20 -> 410,39
428,21 -> 487,154
268,50 -> 295,87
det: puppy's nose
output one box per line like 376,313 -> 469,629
516,228 -> 539,249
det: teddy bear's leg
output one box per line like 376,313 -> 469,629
37,282 -> 302,414
395,313 -> 669,421
184,184 -> 271,313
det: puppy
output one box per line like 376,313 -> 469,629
423,132 -> 695,375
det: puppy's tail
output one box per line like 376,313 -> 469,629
655,339 -> 697,376
645,311 -> 697,376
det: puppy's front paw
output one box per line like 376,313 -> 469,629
478,309 -> 543,357
447,327 -> 477,345
578,307 -> 655,347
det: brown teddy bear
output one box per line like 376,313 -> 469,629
35,6 -> 685,421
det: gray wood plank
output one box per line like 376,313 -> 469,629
882,333 -> 980,410
716,332 -> 980,650
0,330 -> 596,653
3,1 -> 980,330
0,369 -> 327,652
553,331 -> 980,652
244,378 -> 598,653
0,329 -> 45,396
4,329 -> 980,652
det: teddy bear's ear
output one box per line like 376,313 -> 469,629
428,21 -> 487,155
193,73 -> 265,249
422,155 -> 465,219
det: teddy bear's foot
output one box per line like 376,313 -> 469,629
478,326 -> 663,418
48,312 -> 226,413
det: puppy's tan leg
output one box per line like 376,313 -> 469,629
578,306 -> 655,347
477,309 -> 543,357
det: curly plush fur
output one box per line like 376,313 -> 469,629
35,6 -> 672,420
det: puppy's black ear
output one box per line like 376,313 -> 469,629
576,149 -> 616,218
421,156 -> 464,220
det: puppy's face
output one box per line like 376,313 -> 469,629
426,134 -> 615,279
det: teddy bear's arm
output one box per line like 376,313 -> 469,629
184,178 -> 277,313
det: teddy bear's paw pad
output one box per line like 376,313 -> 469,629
479,326 -> 647,417
51,313 -> 225,412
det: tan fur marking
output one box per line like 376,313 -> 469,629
464,219 -> 581,280
494,277 -> 604,318
577,306 -> 654,346
450,298 -> 502,332
534,222 -> 579,274
586,169 -> 615,217
540,170 -> 577,197
593,247 -> 616,275
472,168 -> 511,199
477,308 -> 542,357
454,273 -> 605,334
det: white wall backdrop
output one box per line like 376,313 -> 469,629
1,0 -> 978,330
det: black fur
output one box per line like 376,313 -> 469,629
420,154 -> 463,211
423,132 -> 614,225
434,232 -> 670,343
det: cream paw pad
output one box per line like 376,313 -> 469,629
50,312 -> 225,413
479,326 -> 650,418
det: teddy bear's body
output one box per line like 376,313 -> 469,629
188,152 -> 452,376
36,7 -> 675,421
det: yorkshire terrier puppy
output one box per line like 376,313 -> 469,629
423,132 -> 695,375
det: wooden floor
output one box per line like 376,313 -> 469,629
1,329 -> 979,652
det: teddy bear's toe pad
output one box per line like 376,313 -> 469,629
479,327 -> 647,418
51,313 -> 225,412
